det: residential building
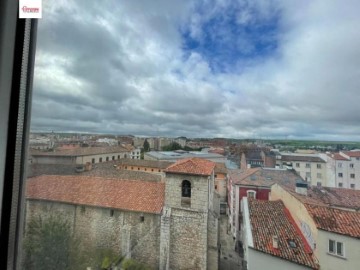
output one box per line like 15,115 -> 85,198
271,183 -> 360,270
117,159 -> 173,174
30,146 -> 130,165
321,151 -> 360,189
130,147 -> 141,159
240,198 -> 319,270
228,167 -> 305,239
276,153 -> 327,187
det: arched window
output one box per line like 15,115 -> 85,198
182,180 -> 191,197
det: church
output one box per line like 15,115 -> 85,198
25,158 -> 220,269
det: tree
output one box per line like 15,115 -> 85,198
161,142 -> 182,151
143,139 -> 150,152
23,215 -> 86,270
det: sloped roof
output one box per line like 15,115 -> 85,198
281,155 -> 325,163
229,168 -> 304,188
164,157 -> 215,176
119,158 -> 174,169
30,146 -> 129,157
249,199 -> 318,269
326,153 -> 349,161
284,186 -> 360,210
342,151 -> 360,158
26,175 -> 165,214
305,204 -> 360,238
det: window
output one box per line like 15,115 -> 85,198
118,155 -> 120,159
112,156 -> 115,160
215,174 -> 218,178
328,239 -> 344,257
317,182 -> 322,187
247,190 -> 256,199
106,157 -> 109,161
182,180 -> 191,197
306,172 -> 311,178
295,163 -> 300,168
215,185 -> 217,190
351,184 -> 355,189
138,167 -> 140,170
338,173 -> 343,178
350,163 -> 354,168
110,209 -> 114,217
125,166 -> 127,169
99,158 -> 103,163
92,158 -> 95,164
317,173 -> 322,179
338,163 -> 342,168
338,183 -> 343,188
350,173 -> 355,178
305,163 -> 310,168
151,169 -> 154,172
357,157 -> 360,161
317,164 -> 321,169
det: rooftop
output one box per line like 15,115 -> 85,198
118,158 -> 174,169
214,162 -> 228,174
28,161 -> 162,181
229,167 -> 304,188
341,151 -> 360,158
26,175 -> 165,214
326,153 -> 349,161
284,185 -> 360,211
280,155 -> 325,163
145,150 -> 225,161
164,157 -> 215,176
248,199 -> 318,269
30,146 -> 129,157
305,204 -> 360,238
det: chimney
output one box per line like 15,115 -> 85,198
85,162 -> 92,171
272,235 -> 279,249
295,182 -> 308,196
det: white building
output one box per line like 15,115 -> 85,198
321,151 -> 360,189
130,148 -> 141,159
276,153 -> 328,187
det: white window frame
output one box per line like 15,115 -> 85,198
246,190 -> 256,199
328,239 -> 345,257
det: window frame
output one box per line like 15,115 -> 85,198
0,5 -> 38,268
328,239 -> 345,257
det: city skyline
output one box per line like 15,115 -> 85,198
31,0 -> 360,141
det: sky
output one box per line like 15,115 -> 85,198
31,0 -> 360,141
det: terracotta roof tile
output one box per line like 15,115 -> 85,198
284,186 -> 360,210
305,204 -> 360,238
26,175 -> 165,214
164,158 -> 215,176
342,151 -> 360,158
327,153 -> 349,161
249,199 -> 318,269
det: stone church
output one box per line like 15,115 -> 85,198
25,158 -> 219,269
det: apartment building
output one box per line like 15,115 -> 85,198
321,151 -> 360,189
276,153 -> 327,187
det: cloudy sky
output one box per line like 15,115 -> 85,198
31,0 -> 360,140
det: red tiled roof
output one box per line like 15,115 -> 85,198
305,204 -> 360,238
26,175 -> 165,214
327,153 -> 349,161
284,186 -> 360,210
342,151 -> 360,158
249,199 -> 318,269
164,158 -> 215,176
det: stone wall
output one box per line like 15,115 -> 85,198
165,173 -> 210,211
169,208 -> 208,269
25,200 -> 161,268
207,211 -> 219,270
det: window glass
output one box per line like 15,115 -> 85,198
336,242 -> 343,256
329,240 -> 335,253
